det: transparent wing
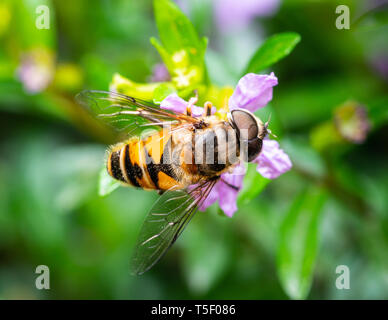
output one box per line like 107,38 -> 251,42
131,179 -> 218,275
76,90 -> 196,139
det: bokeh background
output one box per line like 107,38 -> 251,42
0,0 -> 387,299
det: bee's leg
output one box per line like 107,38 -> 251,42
220,178 -> 240,191
157,190 -> 165,195
203,101 -> 213,117
186,90 -> 199,116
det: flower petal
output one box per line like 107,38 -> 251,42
218,187 -> 238,217
160,93 -> 204,117
217,163 -> 245,217
229,73 -> 278,112
17,49 -> 54,94
198,185 -> 219,211
221,163 -> 246,186
196,163 -> 245,216
253,139 -> 292,179
214,0 -> 280,31
150,63 -> 170,82
334,101 -> 370,144
160,93 -> 188,114
191,105 -> 207,117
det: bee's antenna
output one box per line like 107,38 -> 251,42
267,129 -> 278,138
264,113 -> 272,128
264,113 -> 278,138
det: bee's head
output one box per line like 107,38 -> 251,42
228,109 -> 268,162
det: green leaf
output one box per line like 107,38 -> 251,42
277,186 -> 327,300
152,0 -> 208,88
98,167 -> 120,197
150,37 -> 171,68
153,83 -> 176,104
244,32 -> 301,74
238,163 -> 270,205
153,0 -> 204,53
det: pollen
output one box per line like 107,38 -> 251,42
172,50 -> 188,65
172,67 -> 199,88
215,87 -> 234,120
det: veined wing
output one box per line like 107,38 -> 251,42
76,90 -> 197,140
131,179 -> 218,275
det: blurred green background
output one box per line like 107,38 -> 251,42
0,0 -> 387,299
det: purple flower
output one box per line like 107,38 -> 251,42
334,101 -> 371,144
149,63 -> 171,82
371,55 -> 388,82
160,93 -> 216,117
198,163 -> 246,217
229,72 -> 278,112
161,73 -> 292,217
16,49 -> 54,94
214,0 -> 281,31
252,138 -> 292,179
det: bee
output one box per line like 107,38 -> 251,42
77,90 -> 268,275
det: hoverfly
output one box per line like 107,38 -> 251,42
76,90 -> 269,275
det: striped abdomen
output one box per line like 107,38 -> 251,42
107,120 -> 240,190
107,130 -> 183,191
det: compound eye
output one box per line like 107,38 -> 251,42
231,110 -> 258,140
247,137 -> 263,162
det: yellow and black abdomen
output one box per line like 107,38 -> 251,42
107,130 -> 184,191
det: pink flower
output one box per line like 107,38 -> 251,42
371,55 -> 388,82
198,163 -> 246,217
160,93 -> 212,117
177,0 -> 280,32
161,73 -> 292,217
334,101 -> 371,144
214,0 -> 281,31
149,63 -> 171,82
252,138 -> 292,179
229,72 -> 278,112
16,49 -> 54,94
